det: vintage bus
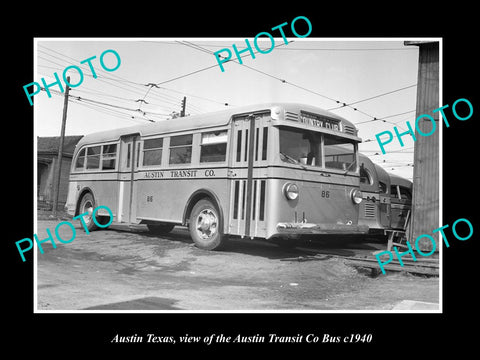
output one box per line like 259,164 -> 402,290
389,173 -> 413,230
66,103 -> 368,250
358,153 -> 391,234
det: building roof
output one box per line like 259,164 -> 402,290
37,135 -> 84,157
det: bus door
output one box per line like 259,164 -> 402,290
359,163 -> 379,226
117,133 -> 140,223
378,188 -> 391,229
228,113 -> 269,238
374,165 -> 391,229
390,185 -> 410,229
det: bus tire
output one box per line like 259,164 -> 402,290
78,192 -> 98,232
189,199 -> 226,250
147,223 -> 175,235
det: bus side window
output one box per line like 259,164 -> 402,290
244,129 -> 249,162
169,134 -> 193,165
255,128 -> 259,161
236,130 -> 242,162
102,144 -> 117,170
200,131 -> 227,163
262,127 -> 268,161
86,146 -> 101,169
143,138 -> 163,166
75,148 -> 86,170
126,144 -> 131,168
136,142 -> 140,168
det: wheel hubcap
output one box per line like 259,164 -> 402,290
82,201 -> 94,224
196,209 -> 218,240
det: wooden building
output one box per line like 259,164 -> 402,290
37,135 -> 83,211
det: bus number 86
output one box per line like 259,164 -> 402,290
321,190 -> 330,198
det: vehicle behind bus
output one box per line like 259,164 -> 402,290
358,153 -> 391,235
66,103 -> 368,250
357,153 -> 413,238
389,173 -> 413,230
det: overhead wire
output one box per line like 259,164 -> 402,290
70,100 -> 149,124
38,45 -> 142,86
40,87 -> 168,123
326,84 -> 417,110
39,43 -> 230,111
38,42 -> 416,125
37,66 -> 182,117
38,45 -> 186,111
178,41 -> 416,127
185,43 -> 418,52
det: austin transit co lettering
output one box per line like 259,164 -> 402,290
143,169 -> 216,179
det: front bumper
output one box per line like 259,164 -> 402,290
276,222 -> 369,235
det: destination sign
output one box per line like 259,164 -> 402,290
299,111 -> 341,131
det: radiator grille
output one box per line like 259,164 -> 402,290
364,203 -> 376,218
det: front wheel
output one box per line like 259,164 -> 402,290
189,199 -> 227,250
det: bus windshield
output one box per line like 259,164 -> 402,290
279,126 -> 357,171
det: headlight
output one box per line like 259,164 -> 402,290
351,189 -> 363,204
283,183 -> 299,200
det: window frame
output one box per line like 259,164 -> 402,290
278,126 -> 358,173
74,142 -> 118,172
323,134 -> 357,172
142,137 -> 164,167
74,148 -> 86,171
169,133 -> 193,165
85,145 -> 102,170
279,126 -> 323,167
199,130 -> 228,164
101,143 -> 117,171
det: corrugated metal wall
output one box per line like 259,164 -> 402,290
407,42 -> 440,251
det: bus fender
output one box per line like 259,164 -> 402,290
183,189 -> 225,231
75,186 -> 95,216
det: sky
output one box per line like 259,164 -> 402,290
33,38 -> 429,180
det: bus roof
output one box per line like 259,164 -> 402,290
75,102 -> 357,148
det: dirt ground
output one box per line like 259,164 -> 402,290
35,220 -> 440,311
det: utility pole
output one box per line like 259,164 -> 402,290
52,77 -> 70,216
180,96 -> 186,117
404,41 -> 439,252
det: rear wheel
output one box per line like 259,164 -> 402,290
189,199 -> 226,250
147,223 -> 175,235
